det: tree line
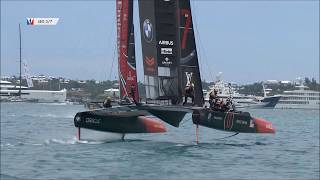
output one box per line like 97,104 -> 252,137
237,77 -> 320,96
8,76 -> 320,101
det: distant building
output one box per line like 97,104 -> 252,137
265,80 -> 279,84
280,81 -> 292,84
104,88 -> 120,99
71,88 -> 83,92
113,82 -> 119,88
62,79 -> 70,84
77,80 -> 86,84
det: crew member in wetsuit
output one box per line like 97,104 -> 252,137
209,89 -> 218,108
130,84 -> 137,104
225,97 -> 235,111
183,83 -> 195,105
103,97 -> 112,108
217,99 -> 225,111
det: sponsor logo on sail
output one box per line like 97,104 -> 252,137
145,56 -> 155,66
127,71 -> 134,81
185,72 -> 193,86
161,48 -> 172,55
162,57 -> 172,65
144,56 -> 156,74
159,40 -> 174,46
143,19 -> 153,43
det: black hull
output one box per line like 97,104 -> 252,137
192,108 -> 275,133
261,95 -> 281,108
74,107 -> 166,133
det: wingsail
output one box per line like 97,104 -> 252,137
177,0 -> 203,106
138,0 -> 180,104
117,0 -> 139,102
139,0 -> 203,106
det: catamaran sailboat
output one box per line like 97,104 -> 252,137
74,0 -> 275,142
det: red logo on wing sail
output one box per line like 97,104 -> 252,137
180,9 -> 191,50
144,56 -> 157,75
145,56 -> 155,66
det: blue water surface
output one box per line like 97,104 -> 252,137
1,103 -> 319,179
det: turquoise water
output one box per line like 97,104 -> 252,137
1,103 -> 319,179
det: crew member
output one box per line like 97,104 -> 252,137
209,89 -> 218,108
130,84 -> 137,104
218,99 -> 225,111
183,83 -> 195,105
103,97 -> 112,108
213,98 -> 220,111
225,97 -> 234,111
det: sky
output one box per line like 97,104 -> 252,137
1,0 -> 319,84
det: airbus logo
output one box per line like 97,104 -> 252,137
159,40 -> 174,46
143,19 -> 153,43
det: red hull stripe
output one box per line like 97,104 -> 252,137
138,116 -> 166,133
224,112 -> 234,130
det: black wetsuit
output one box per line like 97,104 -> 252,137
130,85 -> 137,104
209,91 -> 217,108
103,101 -> 112,108
183,86 -> 194,105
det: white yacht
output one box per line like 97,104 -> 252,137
275,85 -> 320,109
0,80 -> 67,103
204,79 -> 281,109
0,25 -> 67,103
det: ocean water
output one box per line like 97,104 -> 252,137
1,102 -> 319,180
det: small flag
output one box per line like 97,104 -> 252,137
27,18 -> 59,26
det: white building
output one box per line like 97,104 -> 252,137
104,88 -> 120,99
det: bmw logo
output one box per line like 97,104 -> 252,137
143,19 -> 153,43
